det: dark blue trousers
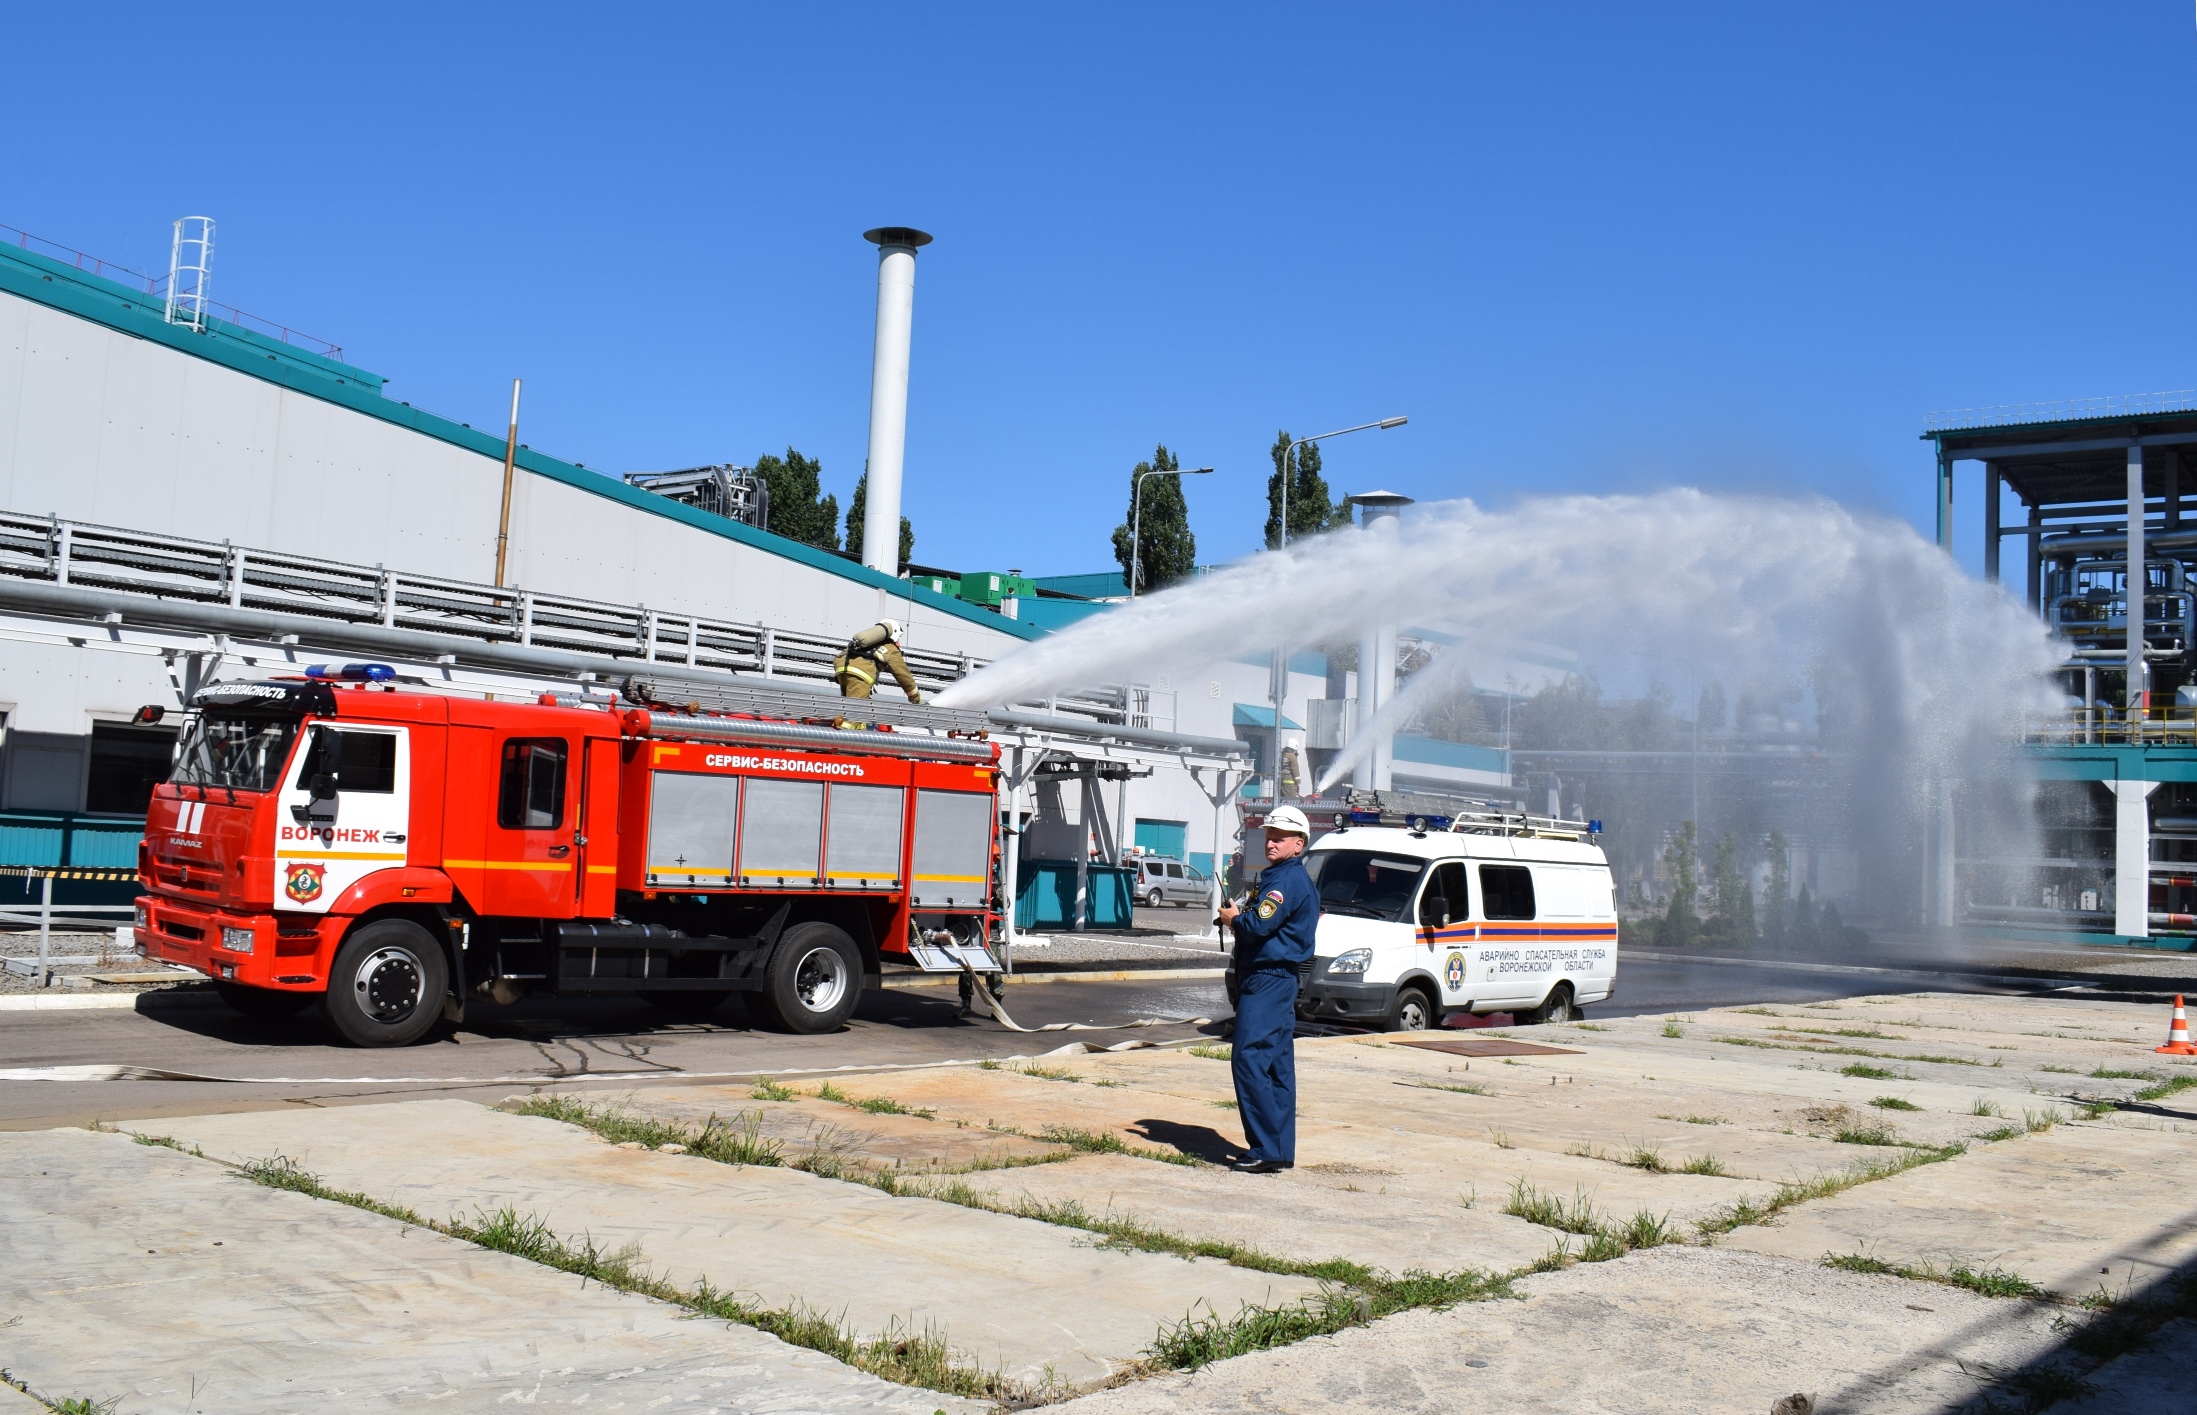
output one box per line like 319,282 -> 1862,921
1232,967 -> 1299,1163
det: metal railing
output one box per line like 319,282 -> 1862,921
1,221 -> 345,359
0,868 -> 135,989
0,509 -> 1154,722
1926,390 -> 2197,434
2025,706 -> 2197,746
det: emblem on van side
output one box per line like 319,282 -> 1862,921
1445,951 -> 1466,990
285,862 -> 326,904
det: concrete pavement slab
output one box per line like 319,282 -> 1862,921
1721,1118 -> 2197,1297
0,1126 -> 975,1414
938,1150 -> 1560,1275
1050,1245 -> 2072,1415
2057,1317 -> 2197,1412
149,1099 -> 1320,1384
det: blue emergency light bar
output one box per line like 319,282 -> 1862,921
304,663 -> 397,682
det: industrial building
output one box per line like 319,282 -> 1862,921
1931,394 -> 2197,949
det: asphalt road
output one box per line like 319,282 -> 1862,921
3,946 -> 2176,1132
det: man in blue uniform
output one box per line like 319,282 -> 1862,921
1217,804 -> 1319,1174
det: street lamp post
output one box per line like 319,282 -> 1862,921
1267,416 -> 1408,792
1130,466 -> 1212,597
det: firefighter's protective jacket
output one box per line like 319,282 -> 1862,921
834,623 -> 923,702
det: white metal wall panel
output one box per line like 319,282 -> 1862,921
911,790 -> 992,908
0,288 -> 1025,665
739,779 -> 823,886
824,784 -> 904,890
646,772 -> 739,886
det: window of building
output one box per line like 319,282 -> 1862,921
85,722 -> 178,815
497,738 -> 567,829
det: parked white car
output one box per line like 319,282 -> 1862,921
1131,855 -> 1210,908
1284,823 -> 1618,1030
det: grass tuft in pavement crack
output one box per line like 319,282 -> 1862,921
235,1154 -> 1023,1401
1148,1268 -> 1514,1372
511,1095 -> 785,1167
1696,1144 -> 1965,1237
1824,1252 -> 2045,1299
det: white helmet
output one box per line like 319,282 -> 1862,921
1264,805 -> 1311,837
880,618 -> 903,642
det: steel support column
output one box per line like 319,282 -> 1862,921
2129,444 -> 2147,714
1936,445 -> 1954,551
2112,779 -> 2159,939
1983,462 -> 2001,583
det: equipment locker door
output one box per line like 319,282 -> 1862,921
478,734 -> 580,917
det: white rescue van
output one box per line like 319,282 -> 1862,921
1291,815 -> 1618,1030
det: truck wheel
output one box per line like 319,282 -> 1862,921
323,919 -> 448,1048
644,991 -> 733,1020
1385,985 -> 1437,1033
214,981 -> 313,1020
753,922 -> 861,1034
1523,983 -> 1575,1026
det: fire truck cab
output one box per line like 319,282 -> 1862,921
136,672 -> 1003,1046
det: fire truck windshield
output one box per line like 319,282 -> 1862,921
170,710 -> 303,793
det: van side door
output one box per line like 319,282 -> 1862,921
1475,861 -> 1542,1007
1416,861 -> 1474,1007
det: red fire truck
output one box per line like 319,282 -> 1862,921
134,668 -> 1004,1046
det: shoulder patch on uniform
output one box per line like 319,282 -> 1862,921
1257,898 -> 1279,920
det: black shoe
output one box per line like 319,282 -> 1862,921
1230,1157 -> 1291,1174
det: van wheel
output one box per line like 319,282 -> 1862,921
752,922 -> 861,1034
214,981 -> 313,1020
1386,985 -> 1437,1033
323,919 -> 448,1047
1524,983 -> 1576,1026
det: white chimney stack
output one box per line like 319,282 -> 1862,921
859,226 -> 931,576
1347,491 -> 1414,791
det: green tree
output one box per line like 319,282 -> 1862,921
753,448 -> 839,551
1762,829 -> 1791,941
845,471 -> 914,570
1109,444 -> 1198,594
1660,821 -> 1700,948
1264,431 -> 1351,549
1705,831 -> 1754,944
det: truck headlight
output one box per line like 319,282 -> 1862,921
1327,948 -> 1372,975
221,927 -> 255,955
134,905 -> 148,929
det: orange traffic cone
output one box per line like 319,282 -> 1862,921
2157,995 -> 2197,1055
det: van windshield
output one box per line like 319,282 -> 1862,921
1304,849 -> 1426,921
170,711 -> 302,793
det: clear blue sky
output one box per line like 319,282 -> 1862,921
6,3 -> 2192,580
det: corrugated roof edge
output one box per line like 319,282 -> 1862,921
0,248 -> 1040,642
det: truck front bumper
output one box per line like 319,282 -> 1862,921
135,894 -> 336,990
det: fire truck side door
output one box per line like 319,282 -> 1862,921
274,725 -> 410,913
478,734 -> 579,917
577,737 -> 621,916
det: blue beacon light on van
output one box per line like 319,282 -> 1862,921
304,663 -> 397,682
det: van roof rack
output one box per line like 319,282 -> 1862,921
1446,808 -> 1597,841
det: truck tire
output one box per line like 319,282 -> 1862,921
214,981 -> 313,1020
1522,982 -> 1575,1026
1385,985 -> 1437,1033
323,918 -> 448,1048
751,922 -> 861,1034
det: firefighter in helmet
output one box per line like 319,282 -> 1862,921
1279,736 -> 1305,799
834,619 -> 923,704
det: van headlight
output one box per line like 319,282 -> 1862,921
221,927 -> 255,955
1327,948 -> 1373,975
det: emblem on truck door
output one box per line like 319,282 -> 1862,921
285,862 -> 326,904
1445,951 -> 1467,990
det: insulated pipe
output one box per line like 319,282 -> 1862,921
981,707 -> 1250,759
628,709 -> 998,763
860,227 -> 931,577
